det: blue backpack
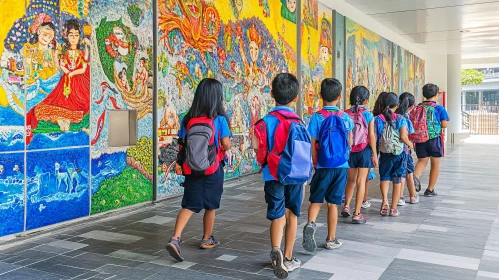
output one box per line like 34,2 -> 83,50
261,110 -> 313,185
317,110 -> 349,168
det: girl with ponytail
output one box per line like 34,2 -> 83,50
395,92 -> 420,206
375,92 -> 414,217
343,86 -> 378,224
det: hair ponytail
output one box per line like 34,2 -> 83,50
382,92 -> 399,127
349,86 -> 370,113
395,92 -> 415,116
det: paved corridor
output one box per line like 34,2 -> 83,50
0,142 -> 499,280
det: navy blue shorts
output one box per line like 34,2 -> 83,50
348,147 -> 374,169
379,153 -> 407,183
406,152 -> 415,174
264,181 -> 303,220
309,168 -> 348,205
415,137 -> 443,158
181,165 -> 224,213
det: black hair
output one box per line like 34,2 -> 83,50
382,92 -> 399,128
396,92 -> 415,116
32,22 -> 57,45
423,83 -> 439,99
140,57 -> 146,62
349,86 -> 370,112
372,92 -> 389,116
41,22 -> 56,32
271,73 -> 299,105
62,19 -> 82,53
183,78 -> 228,127
320,78 -> 342,102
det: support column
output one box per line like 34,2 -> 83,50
447,54 -> 462,134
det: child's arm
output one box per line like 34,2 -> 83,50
311,137 -> 318,164
221,136 -> 232,151
441,120 -> 448,129
368,120 -> 378,168
349,131 -> 353,147
400,127 -> 414,149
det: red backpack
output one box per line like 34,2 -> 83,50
409,102 -> 439,143
178,117 -> 222,177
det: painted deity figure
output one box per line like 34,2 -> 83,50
23,17 -> 61,111
105,26 -> 131,75
26,19 -> 91,143
281,0 -> 297,23
240,24 -> 264,90
159,94 -> 180,133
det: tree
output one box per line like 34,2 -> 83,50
461,69 -> 485,86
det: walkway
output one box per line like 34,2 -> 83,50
0,142 -> 498,280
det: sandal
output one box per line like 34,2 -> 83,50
380,200 -> 389,216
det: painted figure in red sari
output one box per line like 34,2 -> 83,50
26,19 -> 90,144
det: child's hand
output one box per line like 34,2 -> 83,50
372,154 -> 379,168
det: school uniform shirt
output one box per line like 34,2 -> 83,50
402,114 -> 415,153
178,116 -> 232,149
307,106 -> 354,169
261,106 -> 296,182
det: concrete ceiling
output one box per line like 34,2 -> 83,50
344,0 -> 499,60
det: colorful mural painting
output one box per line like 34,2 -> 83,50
334,12 -> 345,100
301,1 -> 333,123
345,18 -> 392,106
0,153 -> 24,237
156,0 -> 297,198
26,147 -> 90,230
415,57 -> 425,101
392,44 -> 400,94
89,0 -> 153,214
403,49 -> 415,93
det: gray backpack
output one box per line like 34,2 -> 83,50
379,115 -> 404,155
180,117 -> 220,176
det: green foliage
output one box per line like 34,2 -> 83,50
127,136 -> 153,175
95,18 -> 138,83
158,89 -> 166,107
33,114 -> 89,134
461,69 -> 485,86
91,167 -> 152,214
127,4 -> 143,27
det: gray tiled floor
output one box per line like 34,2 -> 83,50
1,142 -> 499,279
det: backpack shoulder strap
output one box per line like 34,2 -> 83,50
269,111 -> 298,155
318,109 -> 332,118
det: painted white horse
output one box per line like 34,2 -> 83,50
54,162 -> 71,193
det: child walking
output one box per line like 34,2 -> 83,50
411,84 -> 450,197
362,92 -> 389,209
252,73 -> 312,279
303,78 -> 353,252
396,92 -> 419,206
166,78 -> 232,262
342,86 -> 378,224
376,92 -> 413,216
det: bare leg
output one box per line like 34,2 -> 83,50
345,168 -> 357,207
380,181 -> 390,202
354,168 -> 369,214
428,157 -> 441,191
392,183 -> 402,210
327,204 -> 338,240
173,209 -> 195,238
308,203 -> 322,223
270,216 -> 286,248
400,178 -> 406,198
406,173 -> 416,197
284,209 -> 297,259
414,157 -> 429,178
203,210 -> 216,240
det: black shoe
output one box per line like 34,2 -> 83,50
413,176 -> 421,192
424,189 -> 437,197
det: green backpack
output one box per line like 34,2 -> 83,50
422,103 -> 440,139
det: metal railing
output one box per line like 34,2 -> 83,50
461,105 -> 499,135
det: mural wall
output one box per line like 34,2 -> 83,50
392,44 -> 400,94
301,1 -> 333,123
403,49 -> 415,93
156,0 -> 297,198
0,0 -> 154,237
345,18 -> 392,107
415,56 -> 425,101
334,12 -> 345,101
